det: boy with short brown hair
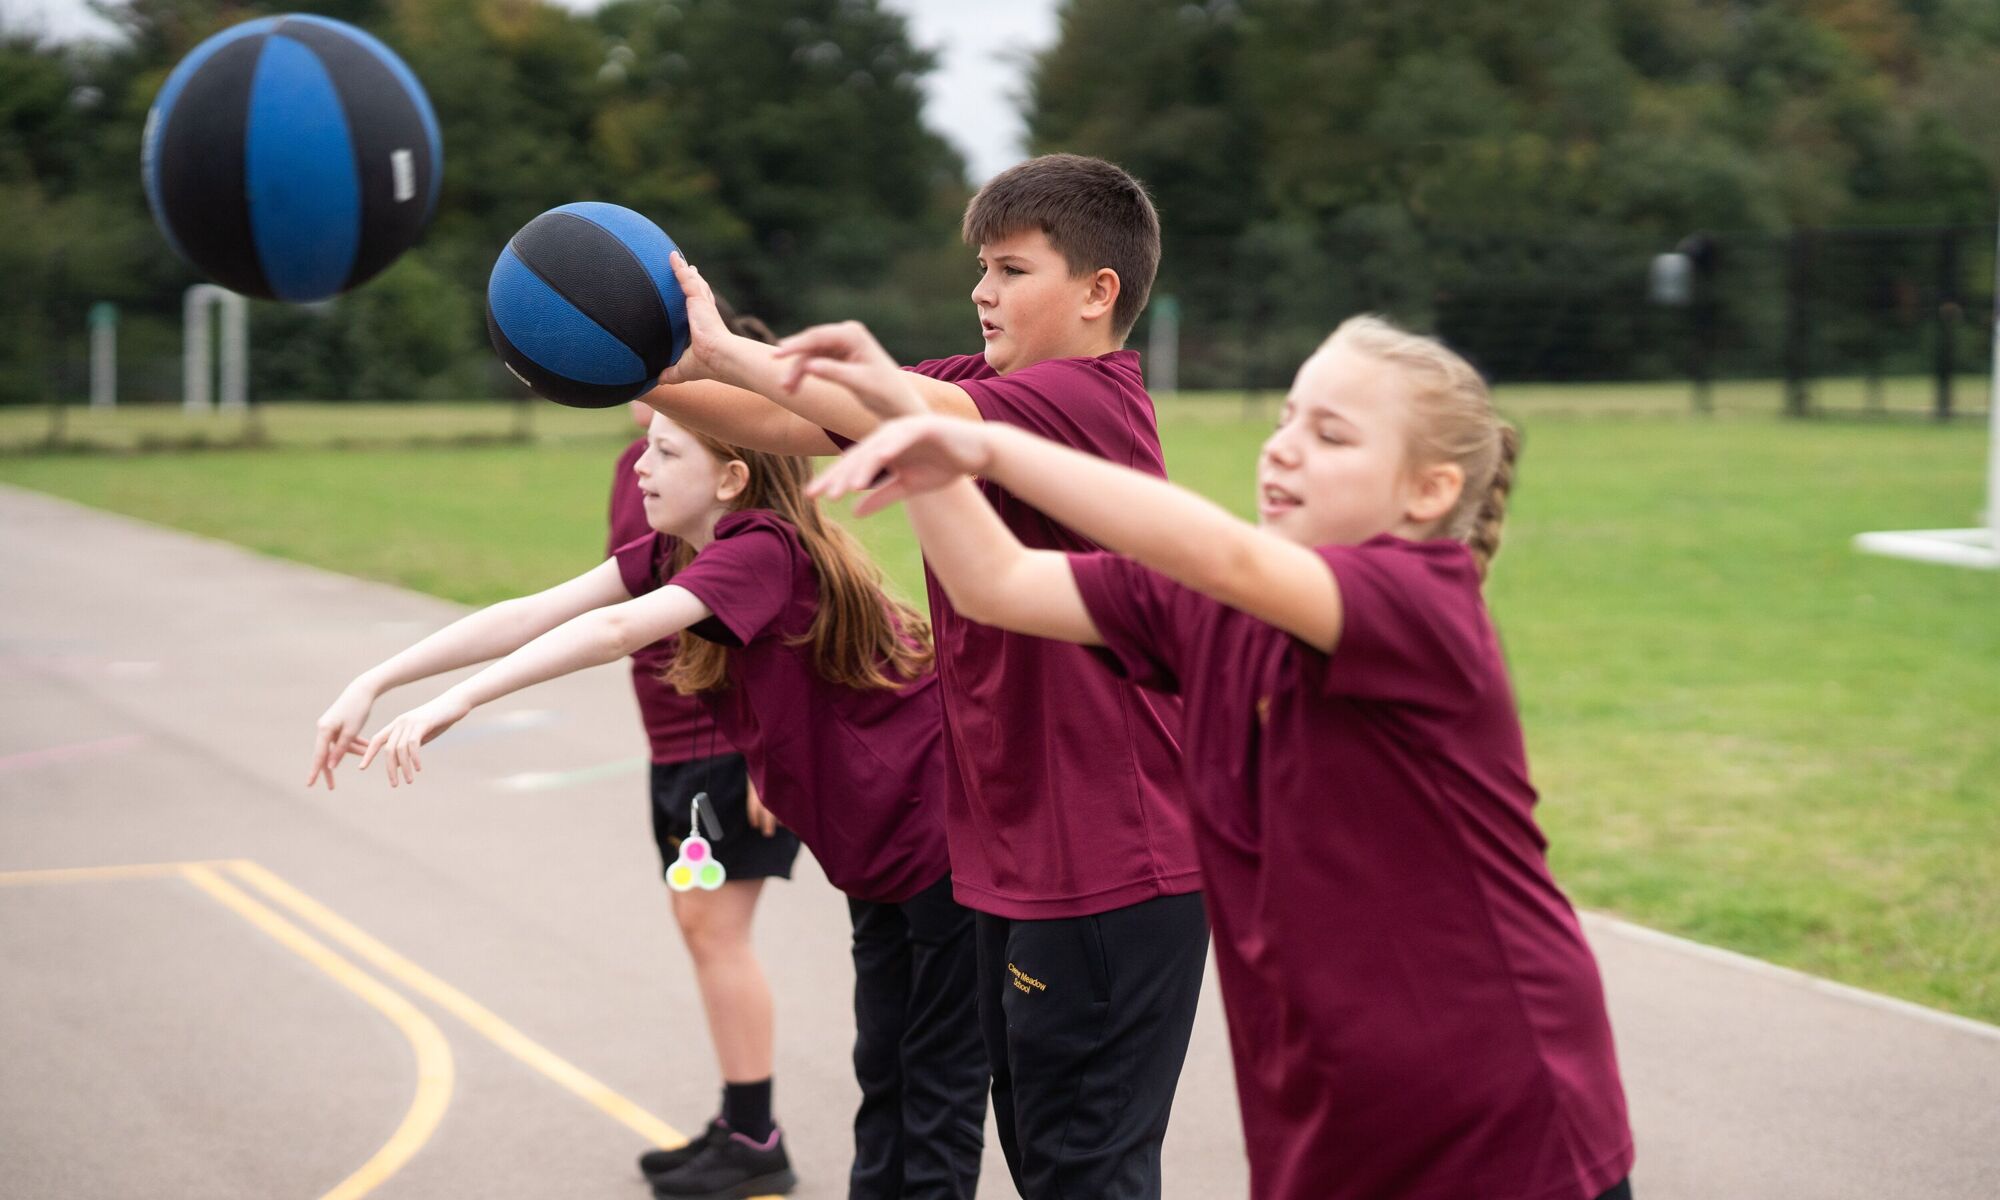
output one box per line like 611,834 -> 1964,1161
649,153 -> 1205,1200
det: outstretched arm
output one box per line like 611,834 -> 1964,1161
307,560 -> 631,790
745,322 -> 1098,643
648,255 -> 979,451
906,469 -> 1103,646
357,584 -> 715,787
793,323 -> 1343,653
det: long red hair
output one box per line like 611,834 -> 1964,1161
662,427 -> 933,695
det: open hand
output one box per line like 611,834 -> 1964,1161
655,252 -> 732,387
809,415 -> 995,516
772,321 -> 925,419
357,692 -> 471,788
307,681 -> 378,790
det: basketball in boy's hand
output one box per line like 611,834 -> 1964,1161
141,14 -> 442,302
484,203 -> 692,409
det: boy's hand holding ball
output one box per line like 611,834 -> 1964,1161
656,252 -> 736,387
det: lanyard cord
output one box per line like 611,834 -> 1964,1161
688,687 -> 721,843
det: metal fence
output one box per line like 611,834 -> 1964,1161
7,221 -> 1994,447
1135,223 -> 1996,418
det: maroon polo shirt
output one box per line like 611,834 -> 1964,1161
1069,537 -> 1633,1200
901,350 -> 1198,918
613,511 -> 950,903
608,438 -> 716,764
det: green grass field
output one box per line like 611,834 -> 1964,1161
2,399 -> 1995,1023
1,371 -> 1989,453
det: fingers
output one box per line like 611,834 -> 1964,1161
808,448 -> 877,501
772,322 -> 905,401
773,321 -> 887,366
802,357 -> 924,416
811,455 -> 886,503
778,353 -> 811,394
797,355 -> 875,391
358,729 -> 387,773
853,479 -> 912,518
842,424 -> 932,493
811,421 -> 920,498
308,726 -> 332,788
669,251 -> 708,299
389,726 -> 421,788
778,351 -> 887,402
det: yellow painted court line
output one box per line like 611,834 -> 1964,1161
224,859 -> 690,1151
0,861 -> 210,886
179,864 -> 454,1200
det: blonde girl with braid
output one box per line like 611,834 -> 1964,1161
791,314 -> 1635,1200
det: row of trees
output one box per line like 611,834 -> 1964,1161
7,0 -> 2000,402
3,0 -> 973,404
1028,0 -> 2000,383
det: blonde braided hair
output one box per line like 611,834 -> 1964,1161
1322,316 -> 1519,578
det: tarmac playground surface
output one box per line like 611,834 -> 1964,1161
2,482 -> 1997,1199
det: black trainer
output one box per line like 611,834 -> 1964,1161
649,1128 -> 796,1199
638,1118 -> 729,1184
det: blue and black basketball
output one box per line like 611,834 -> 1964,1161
484,203 -> 692,409
141,14 -> 442,303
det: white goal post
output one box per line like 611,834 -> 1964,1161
183,284 -> 247,413
1852,219 -> 2000,570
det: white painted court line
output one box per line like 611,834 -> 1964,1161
1581,911 -> 2000,1043
493,756 -> 648,793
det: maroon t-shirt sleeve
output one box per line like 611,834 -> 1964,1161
1317,540 -> 1489,708
1065,551 -> 1190,695
612,533 -> 663,599
668,521 -> 798,648
955,358 -> 1152,468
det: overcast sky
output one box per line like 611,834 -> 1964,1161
1,0 -> 1061,182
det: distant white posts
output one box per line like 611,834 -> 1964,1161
1852,217 -> 2000,569
89,302 -> 116,409
1148,294 -> 1180,399
183,284 -> 247,412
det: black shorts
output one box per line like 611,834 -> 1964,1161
650,753 -> 800,882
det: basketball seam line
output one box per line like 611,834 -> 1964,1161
494,244 -> 648,386
167,33 -> 274,299
486,313 -> 646,402
543,209 -> 678,366
275,17 -> 381,293
506,223 -> 662,376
